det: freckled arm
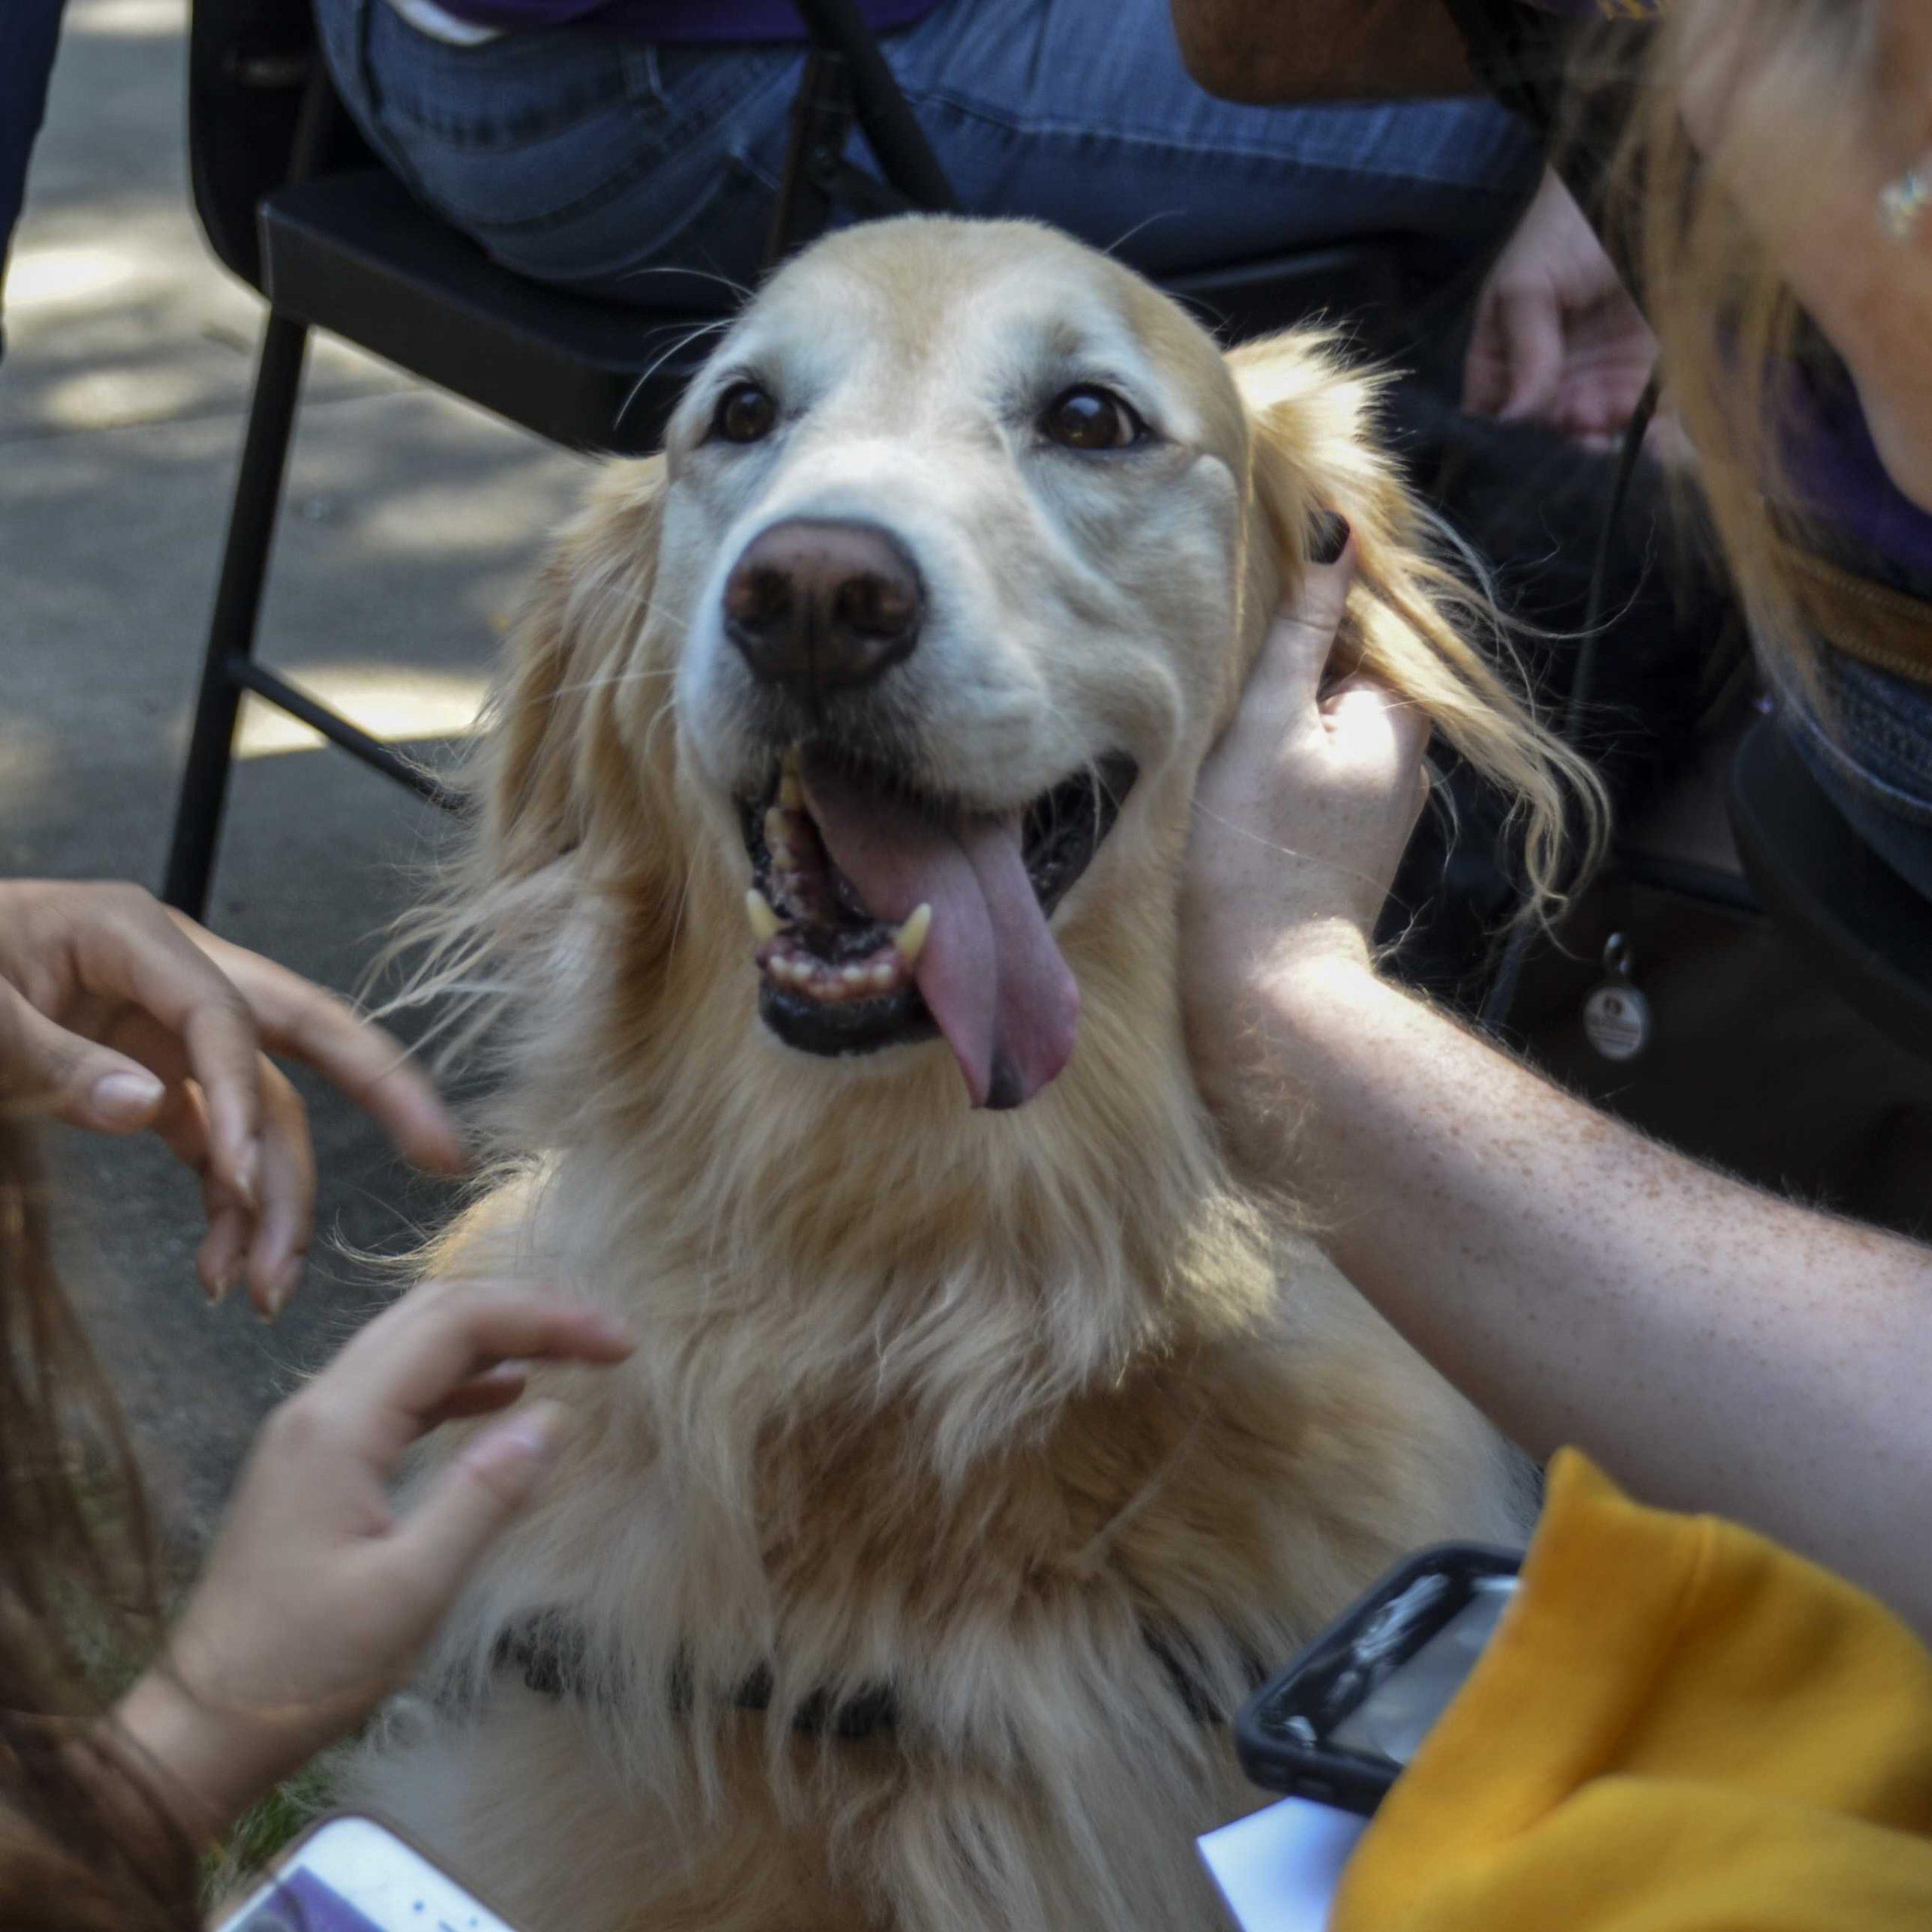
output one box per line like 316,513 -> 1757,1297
1245,955 -> 1932,1635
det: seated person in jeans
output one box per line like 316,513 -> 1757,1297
1176,0 -> 1932,903
311,0 -> 1543,308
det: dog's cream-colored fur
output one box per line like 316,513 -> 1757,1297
347,219 -> 1586,1932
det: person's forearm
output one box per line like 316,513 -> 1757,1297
1168,0 -> 1472,104
1248,956 -> 1932,1632
112,1669 -> 272,1850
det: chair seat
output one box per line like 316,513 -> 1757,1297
260,169 -> 721,455
261,171 -> 1404,458
1727,715 -> 1932,1061
1168,246 -> 1402,343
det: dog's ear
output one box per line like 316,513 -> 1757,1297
387,460 -> 678,1051
1227,332 -> 1604,912
481,459 -> 671,885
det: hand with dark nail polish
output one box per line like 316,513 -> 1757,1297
1309,509 -> 1351,566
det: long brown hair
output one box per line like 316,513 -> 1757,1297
0,1115 -> 200,1929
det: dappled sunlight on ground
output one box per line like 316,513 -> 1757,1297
0,0 -> 399,439
6,239 -> 148,309
64,0 -> 187,34
235,665 -> 493,758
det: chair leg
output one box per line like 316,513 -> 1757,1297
162,311 -> 310,920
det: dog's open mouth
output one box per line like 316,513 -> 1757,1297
739,746 -> 1136,1109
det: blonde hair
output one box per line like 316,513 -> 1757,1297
1619,0 -> 1901,683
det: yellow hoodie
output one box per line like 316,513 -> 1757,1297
1331,1452 -> 1932,1932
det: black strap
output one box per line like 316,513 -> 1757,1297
1437,0 -> 1654,291
494,1619 -> 900,1740
1437,0 -> 1575,131
494,1615 -> 1260,1736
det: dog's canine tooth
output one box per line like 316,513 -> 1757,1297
893,903 -> 933,967
777,751 -> 805,813
746,888 -> 785,944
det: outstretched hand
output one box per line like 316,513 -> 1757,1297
1180,541 -> 1431,1103
0,879 -> 463,1315
116,1281 -> 634,1839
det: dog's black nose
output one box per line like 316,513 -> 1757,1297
723,518 -> 922,697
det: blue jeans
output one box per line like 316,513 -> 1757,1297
315,0 -> 1541,306
1775,645 -> 1932,904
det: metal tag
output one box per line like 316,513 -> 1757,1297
1583,934 -> 1651,1063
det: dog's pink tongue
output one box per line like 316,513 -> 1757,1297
800,755 -> 1078,1109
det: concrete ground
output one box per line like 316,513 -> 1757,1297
2,0 -> 590,1543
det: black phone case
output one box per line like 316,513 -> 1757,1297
1234,1543 -> 1522,1814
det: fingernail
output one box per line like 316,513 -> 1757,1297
91,1069 -> 165,1126
211,1256 -> 241,1306
230,1140 -> 260,1210
268,1254 -> 305,1319
1309,510 -> 1351,567
477,1402 -> 563,1470
587,1312 -> 635,1349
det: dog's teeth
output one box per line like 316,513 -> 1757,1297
893,903 -> 932,968
746,888 -> 784,944
764,807 -> 795,868
777,751 -> 805,812
841,964 -> 869,991
866,961 -> 897,994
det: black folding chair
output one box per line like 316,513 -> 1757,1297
163,0 -> 1401,919
1727,715 -> 1932,1064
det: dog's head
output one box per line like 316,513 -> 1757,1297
461,218 -> 1586,1131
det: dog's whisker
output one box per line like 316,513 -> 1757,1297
543,664 -> 681,701
663,839 -> 702,958
615,265 -> 756,303
1094,210 -> 1173,263
614,315 -> 739,432
636,687 -> 681,761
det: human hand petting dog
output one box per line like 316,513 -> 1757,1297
0,879 -> 463,1315
1179,537 -> 1932,1641
115,1281 -> 634,1842
1180,538 -> 1429,1107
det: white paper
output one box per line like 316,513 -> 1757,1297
1197,1797 -> 1370,1932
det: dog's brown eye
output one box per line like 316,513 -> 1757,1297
712,381 -> 778,445
1041,386 -> 1145,452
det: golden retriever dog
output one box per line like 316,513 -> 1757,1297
347,217 -> 1589,1932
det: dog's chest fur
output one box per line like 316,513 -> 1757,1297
349,1172 -> 1520,1932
